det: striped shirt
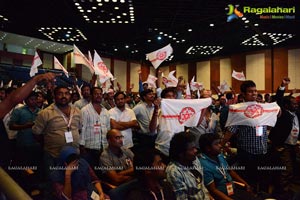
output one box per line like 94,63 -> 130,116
80,103 -> 110,150
227,125 -> 268,155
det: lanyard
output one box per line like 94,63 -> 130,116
217,165 -> 227,180
54,105 -> 74,131
150,189 -> 164,200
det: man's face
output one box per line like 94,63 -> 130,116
288,98 -> 299,112
55,88 -> 71,106
0,90 -> 6,101
109,130 -> 124,148
115,94 -> 125,108
143,92 -> 155,102
82,86 -> 91,99
243,86 -> 257,102
37,93 -> 44,104
92,88 -> 103,104
183,142 -> 198,163
165,91 -> 176,99
25,96 -> 37,108
209,139 -> 222,156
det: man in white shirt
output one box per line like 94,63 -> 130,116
109,91 -> 138,149
74,85 -> 91,109
80,87 -> 110,168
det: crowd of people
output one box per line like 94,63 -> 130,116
0,72 -> 300,200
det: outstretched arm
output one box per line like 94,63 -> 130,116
0,73 -> 57,119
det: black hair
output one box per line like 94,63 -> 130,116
65,154 -> 80,164
133,148 -> 161,179
140,89 -> 153,101
81,85 -> 91,92
282,95 -> 295,109
53,85 -> 70,96
91,87 -> 103,95
199,133 -> 220,154
226,92 -> 233,100
114,91 -> 126,100
161,87 -> 177,99
169,131 -> 196,162
240,80 -> 256,94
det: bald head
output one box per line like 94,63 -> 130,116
106,129 -> 121,140
107,129 -> 124,148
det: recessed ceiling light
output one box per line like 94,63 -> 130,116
115,7 -> 119,10
125,45 -> 129,48
122,13 -> 127,16
92,6 -> 97,9
114,48 -> 118,51
209,24 -> 214,27
242,17 -> 246,20
188,29 -> 192,32
120,0 -> 125,2
147,39 -> 151,42
98,3 -> 103,6
157,36 -> 162,40
245,20 -> 249,23
254,24 -> 259,26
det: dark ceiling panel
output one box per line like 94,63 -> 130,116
1,0 -> 299,63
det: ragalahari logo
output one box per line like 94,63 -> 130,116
226,4 -> 243,22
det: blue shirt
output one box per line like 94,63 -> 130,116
10,105 -> 40,146
199,153 -> 233,194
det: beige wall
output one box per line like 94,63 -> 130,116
130,62 -> 141,92
288,49 -> 300,89
196,61 -> 210,89
246,53 -> 265,90
176,64 -> 188,82
114,60 -> 127,91
220,58 -> 231,88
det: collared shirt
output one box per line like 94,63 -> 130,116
166,159 -> 210,200
133,102 -> 156,135
3,103 -> 23,139
199,153 -> 233,195
109,107 -> 136,148
74,98 -> 89,110
32,104 -> 81,158
100,147 -> 134,174
10,105 -> 40,146
227,125 -> 268,155
285,111 -> 300,145
80,103 -> 110,150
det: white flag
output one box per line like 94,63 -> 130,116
93,50 -> 114,84
54,56 -> 69,78
185,83 -> 191,99
190,76 -> 204,91
146,44 -> 173,69
73,45 -> 94,74
232,70 -> 246,81
218,80 -> 229,94
146,74 -> 157,89
30,51 -> 42,77
162,70 -> 178,88
225,102 -> 280,127
7,80 -> 12,88
161,98 -> 212,129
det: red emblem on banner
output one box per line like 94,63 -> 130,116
156,51 -> 167,60
97,62 -> 108,74
178,107 -> 196,124
244,104 -> 263,118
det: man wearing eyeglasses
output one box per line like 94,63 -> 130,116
99,129 -> 134,186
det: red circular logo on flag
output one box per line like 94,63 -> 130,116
97,62 -> 108,73
244,104 -> 264,118
156,51 -> 167,60
178,107 -> 196,124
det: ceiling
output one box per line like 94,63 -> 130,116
1,0 -> 299,63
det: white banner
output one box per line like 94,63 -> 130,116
225,102 -> 280,127
160,98 -> 212,132
30,51 -> 42,77
146,44 -> 173,69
